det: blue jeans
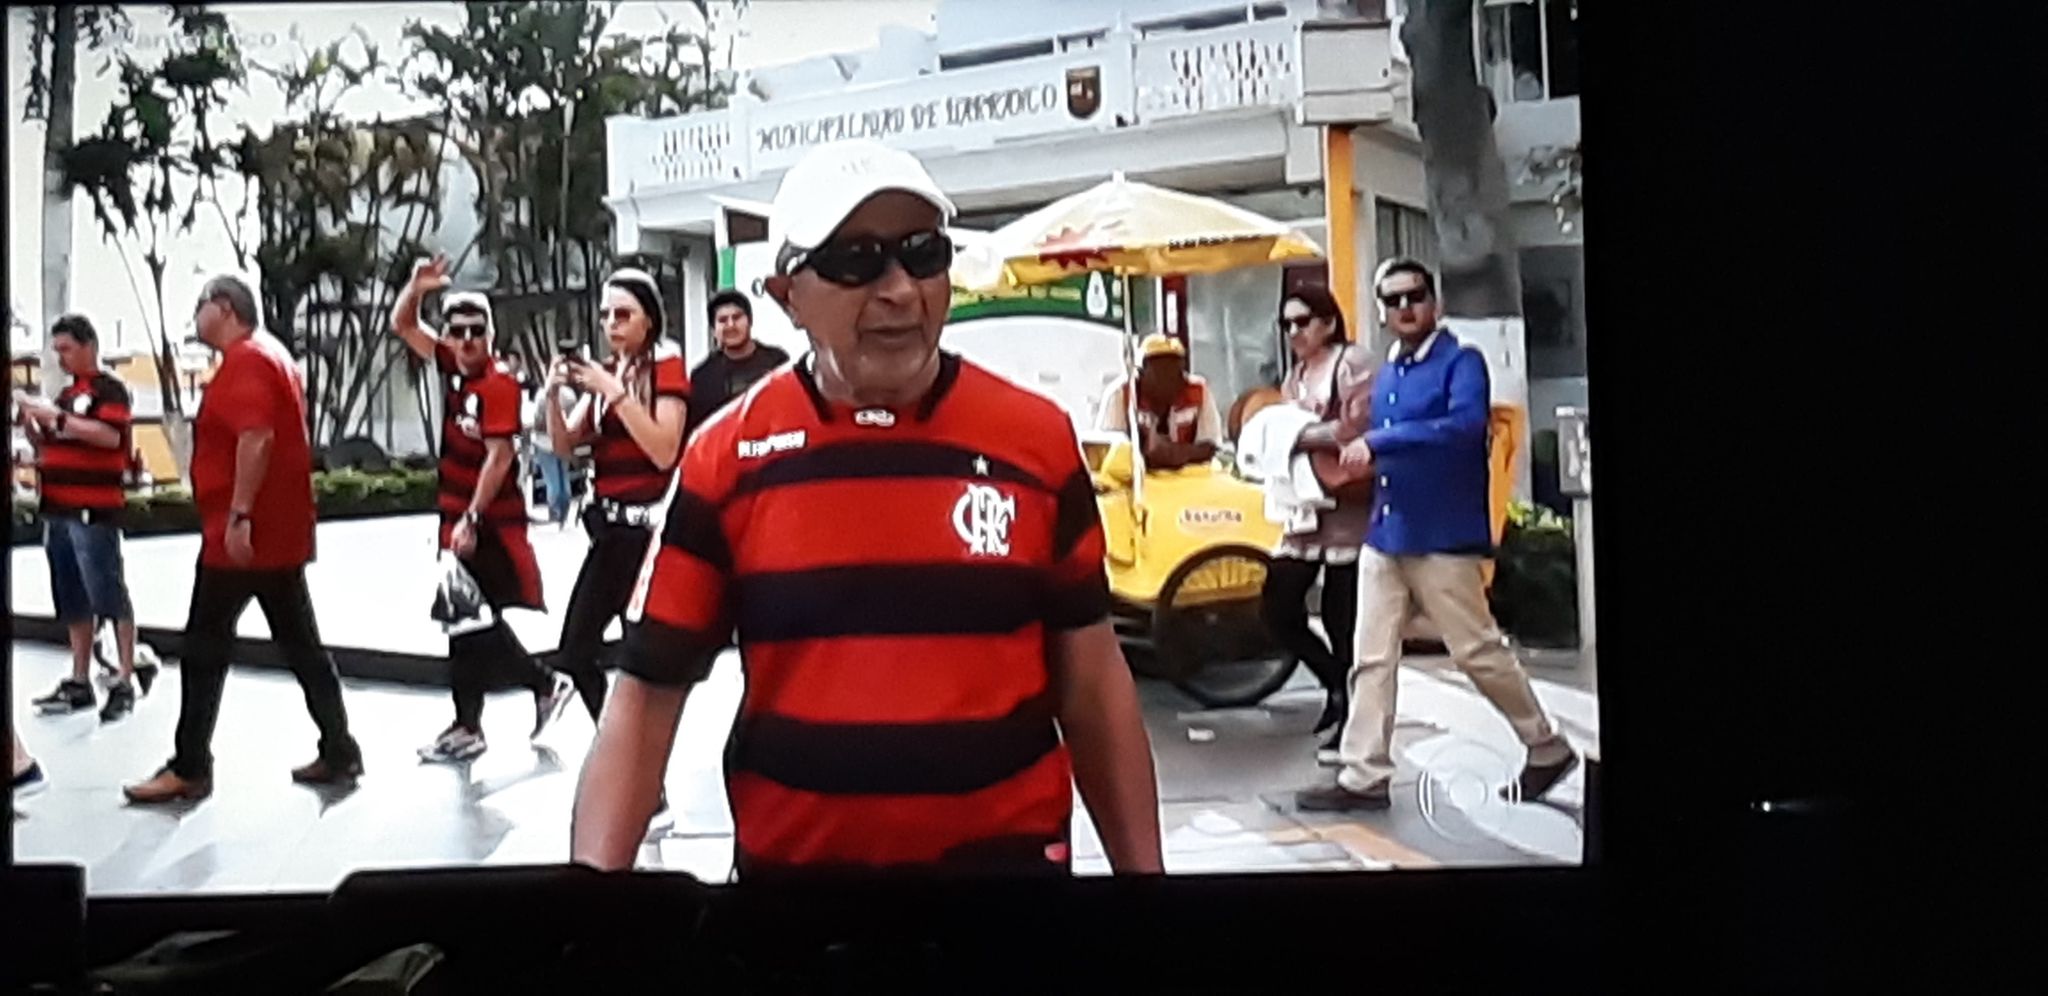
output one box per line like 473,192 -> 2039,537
45,513 -> 134,624
536,451 -> 570,523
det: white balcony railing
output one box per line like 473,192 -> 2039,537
609,16 -> 1332,199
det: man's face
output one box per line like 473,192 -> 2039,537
51,334 -> 93,377
1138,354 -> 1187,402
446,312 -> 493,372
713,304 -> 753,351
1377,271 -> 1438,339
193,296 -> 227,348
768,192 -> 951,402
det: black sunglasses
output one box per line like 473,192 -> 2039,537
446,321 -> 490,341
1278,314 -> 1327,332
790,231 -> 954,288
1378,288 -> 1433,309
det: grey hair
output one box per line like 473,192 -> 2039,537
199,275 -> 259,328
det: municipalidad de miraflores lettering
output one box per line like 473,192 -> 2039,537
756,82 -> 1062,152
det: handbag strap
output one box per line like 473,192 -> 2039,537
1318,343 -> 1349,421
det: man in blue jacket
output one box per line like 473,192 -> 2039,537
1298,259 -> 1579,812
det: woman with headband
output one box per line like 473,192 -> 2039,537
544,270 -> 691,735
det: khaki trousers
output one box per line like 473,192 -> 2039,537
1337,548 -> 1572,793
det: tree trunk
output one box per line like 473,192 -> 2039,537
38,4 -> 77,397
1401,0 -> 1521,318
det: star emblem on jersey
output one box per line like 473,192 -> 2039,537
953,483 -> 1015,557
972,455 -> 990,477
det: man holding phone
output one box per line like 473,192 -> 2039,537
391,256 -> 575,762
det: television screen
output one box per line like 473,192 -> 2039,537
8,0 -> 1594,895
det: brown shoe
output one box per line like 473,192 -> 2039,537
291,756 -> 364,786
1296,780 -> 1392,812
124,768 -> 212,804
1501,747 -> 1581,803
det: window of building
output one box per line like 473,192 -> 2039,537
1477,0 -> 1579,103
1374,198 -> 1440,278
1058,31 -> 1105,53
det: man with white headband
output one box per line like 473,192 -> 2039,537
392,255 -> 575,764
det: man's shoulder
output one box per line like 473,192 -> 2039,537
695,366 -> 807,448
90,372 -> 132,403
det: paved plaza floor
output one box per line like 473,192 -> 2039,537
9,515 -> 1595,895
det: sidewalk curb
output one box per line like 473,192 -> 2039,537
10,614 -> 608,689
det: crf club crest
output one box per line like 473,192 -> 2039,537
1066,66 -> 1101,120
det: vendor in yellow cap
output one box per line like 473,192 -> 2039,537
1096,332 -> 1224,471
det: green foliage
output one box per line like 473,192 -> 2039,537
11,467 -> 442,544
235,28 -> 448,448
21,6 -> 133,123
1491,500 -> 1579,648
398,1 -> 739,363
52,5 -> 248,423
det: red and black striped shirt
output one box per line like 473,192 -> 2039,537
38,372 -> 132,519
624,353 -> 1111,880
590,341 -> 689,504
434,344 -> 528,532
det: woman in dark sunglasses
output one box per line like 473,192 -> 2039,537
543,269 -> 691,731
1261,286 -> 1375,763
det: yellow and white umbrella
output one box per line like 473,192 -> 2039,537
949,174 -> 1323,505
952,171 -> 1323,291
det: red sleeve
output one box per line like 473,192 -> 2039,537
653,355 -> 689,399
1043,417 -> 1111,630
476,375 -> 521,439
622,416 -> 733,686
210,350 -> 285,436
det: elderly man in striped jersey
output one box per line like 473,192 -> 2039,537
572,140 -> 1164,879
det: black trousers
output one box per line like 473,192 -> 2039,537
1260,557 -> 1360,698
169,561 -> 360,780
555,513 -> 657,722
450,528 -> 553,734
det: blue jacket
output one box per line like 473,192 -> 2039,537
1363,329 -> 1494,557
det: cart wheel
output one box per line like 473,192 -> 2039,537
1112,603 -> 1177,680
1152,544 -> 1297,709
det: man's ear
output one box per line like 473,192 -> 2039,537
764,274 -> 799,328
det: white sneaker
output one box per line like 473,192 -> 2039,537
417,726 -> 487,763
1316,748 -> 1343,767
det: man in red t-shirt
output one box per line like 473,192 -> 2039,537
126,275 -> 364,804
391,255 -> 574,763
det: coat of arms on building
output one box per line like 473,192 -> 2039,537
1066,66 -> 1102,120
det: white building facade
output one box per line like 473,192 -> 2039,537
606,1 -> 1422,407
605,0 -> 1585,452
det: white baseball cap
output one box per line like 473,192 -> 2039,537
769,139 -> 956,267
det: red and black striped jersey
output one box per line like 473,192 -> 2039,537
38,371 -> 132,517
434,343 -> 544,609
434,343 -> 528,526
590,341 -> 689,504
624,352 -> 1111,879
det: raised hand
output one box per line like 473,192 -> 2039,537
411,253 -> 452,293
